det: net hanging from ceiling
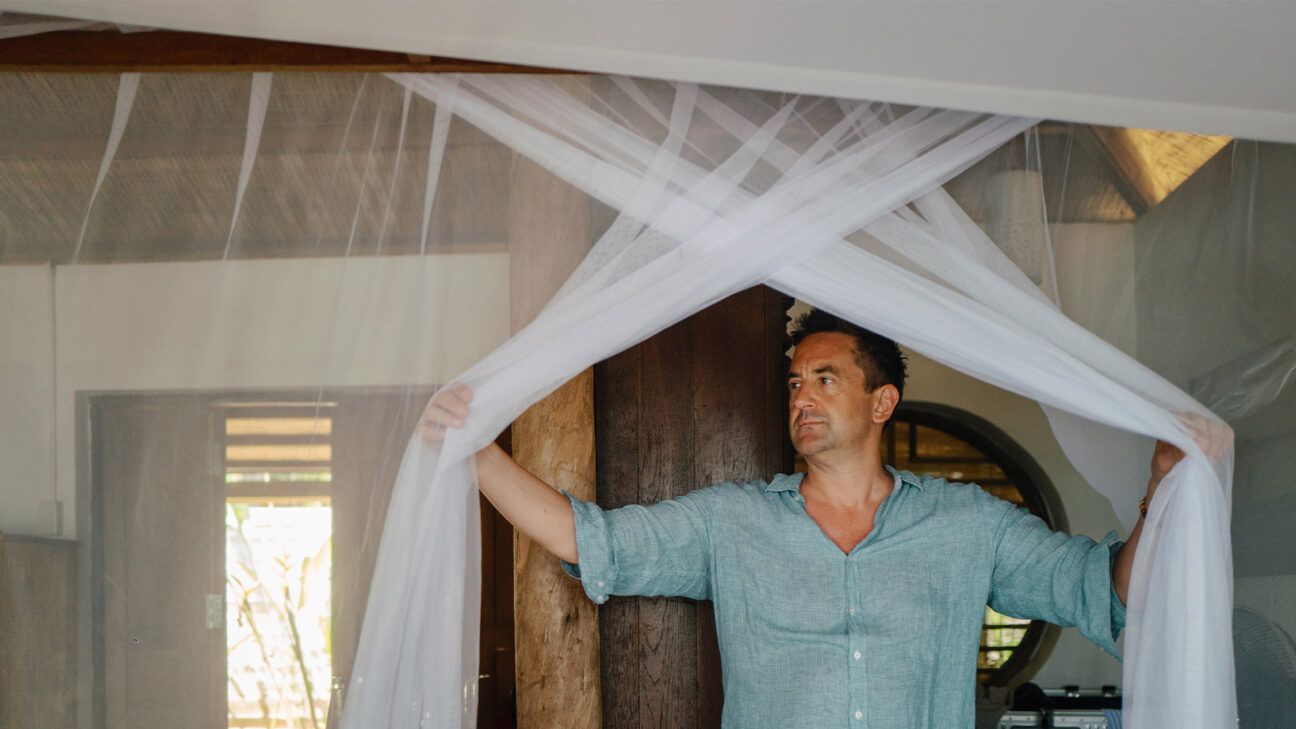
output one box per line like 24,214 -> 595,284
361,73 -> 1236,729
7,70 -> 1290,729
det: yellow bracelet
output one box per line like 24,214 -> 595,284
1138,498 -> 1148,518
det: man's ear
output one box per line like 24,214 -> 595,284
871,384 -> 900,424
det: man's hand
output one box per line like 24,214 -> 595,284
1149,439 -> 1185,490
1148,413 -> 1233,496
1115,416 -> 1232,604
418,382 -> 579,563
1115,439 -> 1187,604
1177,411 -> 1233,464
420,383 -> 474,447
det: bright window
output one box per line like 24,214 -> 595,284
223,406 -> 335,729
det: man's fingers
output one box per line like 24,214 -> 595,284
428,399 -> 469,421
419,419 -> 447,446
436,382 -> 473,411
438,383 -> 475,417
419,383 -> 475,446
1175,411 -> 1234,464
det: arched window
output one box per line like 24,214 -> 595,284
884,402 -> 1065,687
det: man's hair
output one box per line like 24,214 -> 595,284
790,308 -> 907,398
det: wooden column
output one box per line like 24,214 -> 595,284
508,143 -> 601,728
595,286 -> 792,728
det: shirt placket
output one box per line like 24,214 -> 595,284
844,475 -> 903,727
846,553 -> 867,724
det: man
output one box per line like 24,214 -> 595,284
423,309 -> 1181,728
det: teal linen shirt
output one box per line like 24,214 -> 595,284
561,467 -> 1126,729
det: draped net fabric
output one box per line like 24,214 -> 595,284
346,74 -> 1237,729
4,70 -> 1291,729
0,11 -> 110,37
0,11 -> 151,38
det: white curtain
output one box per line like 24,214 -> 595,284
337,76 -> 1235,729
0,71 -> 1250,729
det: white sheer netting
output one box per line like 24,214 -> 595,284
4,71 -> 1289,729
0,11 -> 149,38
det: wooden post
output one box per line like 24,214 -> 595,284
508,134 -> 601,729
594,286 -> 792,727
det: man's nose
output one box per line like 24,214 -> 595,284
792,389 -> 816,410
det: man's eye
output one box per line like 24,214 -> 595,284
789,382 -> 800,391
820,377 -> 833,385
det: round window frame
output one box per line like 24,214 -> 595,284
891,401 -> 1066,688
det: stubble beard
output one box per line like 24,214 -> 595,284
792,420 -> 835,457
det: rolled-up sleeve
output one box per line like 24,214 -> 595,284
984,492 -> 1127,659
559,488 -> 714,604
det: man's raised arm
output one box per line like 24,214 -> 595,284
421,384 -> 579,564
1110,440 -> 1182,604
1112,416 -> 1232,605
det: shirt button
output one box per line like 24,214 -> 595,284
596,580 -> 606,588
848,607 -> 857,616
853,650 -> 862,661
596,594 -> 607,603
854,710 -> 863,720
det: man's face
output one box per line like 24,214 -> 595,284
787,332 -> 878,458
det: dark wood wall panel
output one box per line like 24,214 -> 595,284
595,337 -> 645,729
639,319 -> 699,727
0,534 -> 78,729
593,286 -> 790,728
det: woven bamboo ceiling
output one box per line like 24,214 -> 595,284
0,72 -> 515,264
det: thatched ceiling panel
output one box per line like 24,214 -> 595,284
1,75 -> 513,263
1091,126 -> 1232,209
0,73 -> 119,140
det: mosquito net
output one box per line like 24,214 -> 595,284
1,69 -> 1289,729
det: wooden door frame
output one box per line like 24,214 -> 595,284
0,29 -> 574,73
79,386 -> 509,728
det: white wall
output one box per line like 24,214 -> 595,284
1052,223 -> 1138,357
0,265 -> 56,535
0,253 -> 510,538
1228,430 -> 1296,642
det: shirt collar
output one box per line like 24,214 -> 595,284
763,465 -> 926,494
763,472 -> 805,493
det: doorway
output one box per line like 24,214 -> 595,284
89,390 -> 516,729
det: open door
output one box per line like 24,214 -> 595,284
92,390 -> 515,728
93,395 -> 225,729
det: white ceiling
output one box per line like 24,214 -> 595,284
4,1 -> 1296,142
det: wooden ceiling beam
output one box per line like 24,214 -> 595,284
0,29 -> 576,73
1083,125 -> 1151,218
